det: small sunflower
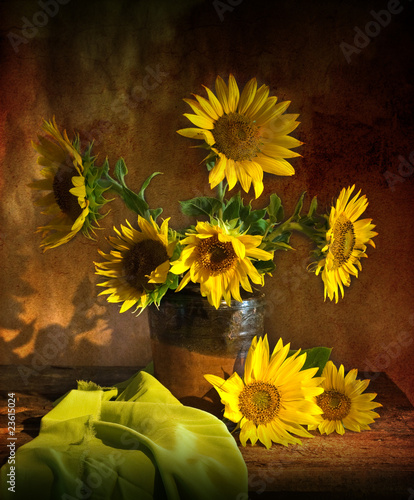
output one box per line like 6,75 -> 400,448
205,335 -> 324,448
30,118 -> 109,250
313,185 -> 377,302
309,361 -> 382,435
177,74 -> 302,198
169,220 -> 273,309
95,216 -> 176,313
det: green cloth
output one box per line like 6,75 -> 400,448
1,371 -> 248,499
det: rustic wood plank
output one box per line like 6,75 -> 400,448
240,373 -> 414,498
1,366 -> 413,499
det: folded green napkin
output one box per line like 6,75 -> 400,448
1,371 -> 248,499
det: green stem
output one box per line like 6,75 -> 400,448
216,180 -> 227,220
286,221 -> 319,239
108,181 -> 125,197
267,220 -> 322,242
99,176 -> 149,217
262,220 -> 273,239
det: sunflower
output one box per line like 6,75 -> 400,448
169,220 -> 273,309
205,335 -> 324,448
95,216 -> 176,313
313,185 -> 377,302
30,118 -> 109,250
309,361 -> 381,435
177,74 -> 302,198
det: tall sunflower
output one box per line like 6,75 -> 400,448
205,335 -> 324,448
95,216 -> 176,313
177,75 -> 302,198
30,118 -> 109,250
313,185 -> 377,302
169,220 -> 273,309
309,361 -> 381,435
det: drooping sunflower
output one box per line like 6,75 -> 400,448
169,220 -> 273,309
309,361 -> 381,435
313,185 -> 377,302
30,118 -> 109,250
205,335 -> 324,448
177,75 -> 302,198
95,216 -> 176,313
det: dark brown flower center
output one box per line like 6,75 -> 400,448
238,381 -> 281,425
123,239 -> 168,291
213,112 -> 261,161
330,215 -> 356,267
196,235 -> 238,275
316,390 -> 351,421
53,163 -> 83,221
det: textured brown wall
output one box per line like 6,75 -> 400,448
1,0 -> 413,402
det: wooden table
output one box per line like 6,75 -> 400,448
1,365 -> 413,499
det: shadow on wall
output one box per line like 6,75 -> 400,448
0,269 -> 151,389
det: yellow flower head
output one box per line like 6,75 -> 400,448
30,117 -> 109,250
205,335 -> 324,448
309,361 -> 382,435
314,185 -> 377,302
178,75 -> 302,198
95,216 -> 176,313
169,221 -> 273,309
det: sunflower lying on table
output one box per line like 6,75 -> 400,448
205,336 -> 381,448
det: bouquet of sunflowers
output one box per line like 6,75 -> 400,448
30,75 -> 382,448
31,75 -> 377,313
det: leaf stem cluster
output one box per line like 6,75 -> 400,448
97,156 -> 329,279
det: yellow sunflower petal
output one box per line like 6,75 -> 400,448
256,155 -> 295,175
177,127 -> 215,145
227,74 -> 240,113
215,75 -> 230,114
183,113 -> 215,130
202,84 -> 224,117
237,78 -> 257,115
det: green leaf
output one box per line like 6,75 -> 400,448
171,242 -> 183,261
307,196 -> 318,218
248,219 -> 268,235
149,207 -> 163,220
288,347 -> 332,377
101,158 -> 110,177
223,193 -> 242,221
271,241 -> 294,251
138,172 -> 162,202
267,194 -> 283,223
180,197 -> 223,217
292,191 -> 306,220
270,231 -> 292,245
114,158 -> 128,187
302,347 -> 332,376
277,205 -> 284,222
239,202 -> 251,220
122,187 -> 149,215
206,159 -> 217,172
240,208 -> 267,232
254,259 -> 276,274
151,273 -> 180,306
226,218 -> 240,230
